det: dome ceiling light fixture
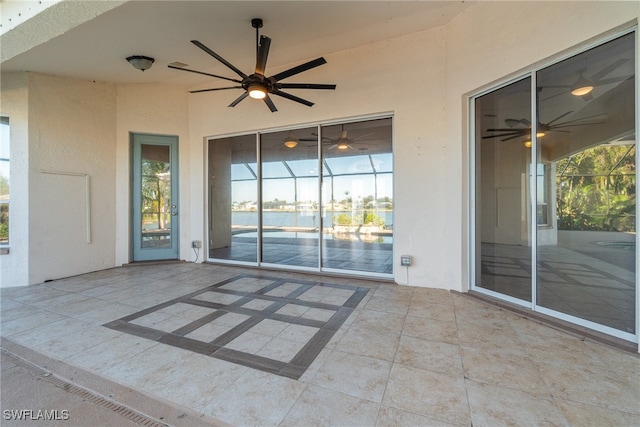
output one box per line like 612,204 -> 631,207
283,132 -> 298,148
126,55 -> 155,72
169,18 -> 336,112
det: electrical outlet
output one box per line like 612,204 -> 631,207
400,255 -> 412,266
191,240 -> 202,249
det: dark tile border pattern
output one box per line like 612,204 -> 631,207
104,274 -> 369,379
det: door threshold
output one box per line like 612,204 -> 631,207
125,260 -> 185,267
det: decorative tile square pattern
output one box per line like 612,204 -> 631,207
104,274 -> 369,379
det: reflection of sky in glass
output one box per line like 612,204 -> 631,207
231,163 -> 256,180
262,161 -> 290,179
231,152 -> 392,204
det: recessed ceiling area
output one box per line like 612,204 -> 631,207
0,1 -> 473,87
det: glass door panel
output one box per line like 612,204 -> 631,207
536,33 -> 636,334
208,134 -> 258,262
132,134 -> 179,261
260,127 -> 319,267
321,118 -> 393,274
474,78 -> 533,301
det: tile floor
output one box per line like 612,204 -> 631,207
1,263 -> 639,426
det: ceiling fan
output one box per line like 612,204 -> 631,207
483,111 -> 605,142
169,18 -> 336,112
302,128 -> 375,150
540,58 -> 629,101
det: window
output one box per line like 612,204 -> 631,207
0,116 -> 9,249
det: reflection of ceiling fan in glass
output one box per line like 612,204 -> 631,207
483,111 -> 605,146
302,127 -> 375,150
540,58 -> 629,101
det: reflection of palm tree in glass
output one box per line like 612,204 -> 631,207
142,160 -> 170,231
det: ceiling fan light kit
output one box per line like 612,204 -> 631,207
283,131 -> 298,148
170,18 -> 336,112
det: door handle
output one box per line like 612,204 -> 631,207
172,211 -> 178,216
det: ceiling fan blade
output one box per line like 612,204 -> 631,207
168,65 -> 243,84
255,35 -> 271,75
263,95 -> 278,112
552,122 -> 605,129
501,134 -> 526,142
486,128 -> 528,132
191,40 -> 248,79
350,132 -> 375,142
482,133 -> 522,139
545,110 -> 573,126
228,92 -> 249,107
272,90 -> 314,107
270,57 -> 327,82
278,83 -> 336,90
553,113 -> 607,126
596,76 -> 630,86
190,86 -> 243,94
590,58 -> 628,81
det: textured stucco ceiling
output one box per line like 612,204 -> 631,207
0,1 -> 473,87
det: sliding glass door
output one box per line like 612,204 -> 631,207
260,127 -> 319,268
207,117 -> 393,277
535,33 -> 636,335
473,31 -> 636,340
474,78 -> 533,302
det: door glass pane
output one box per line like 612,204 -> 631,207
261,127 -> 319,267
209,134 -> 258,262
475,78 -> 533,301
140,144 -> 171,249
321,118 -> 393,274
536,33 -> 636,333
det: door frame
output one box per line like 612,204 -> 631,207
131,133 -> 180,262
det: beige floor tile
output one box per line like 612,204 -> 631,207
256,337 -> 306,362
66,333 -> 159,371
403,315 -> 458,345
382,363 -> 470,426
395,335 -> 463,376
336,326 -> 400,361
455,320 -> 524,354
410,288 -> 454,307
350,309 -> 406,336
225,331 -> 273,353
407,300 -> 456,322
281,384 -> 380,427
365,294 -> 411,315
460,345 -> 552,396
466,380 -> 569,426
8,317 -> 92,346
201,369 -> 306,426
556,398 -> 640,426
1,311 -> 68,336
36,326 -> 123,360
312,349 -> 392,402
535,359 -> 640,414
376,406 -> 457,427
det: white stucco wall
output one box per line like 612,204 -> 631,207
0,73 -> 29,287
27,73 -> 117,284
115,83 -> 190,266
